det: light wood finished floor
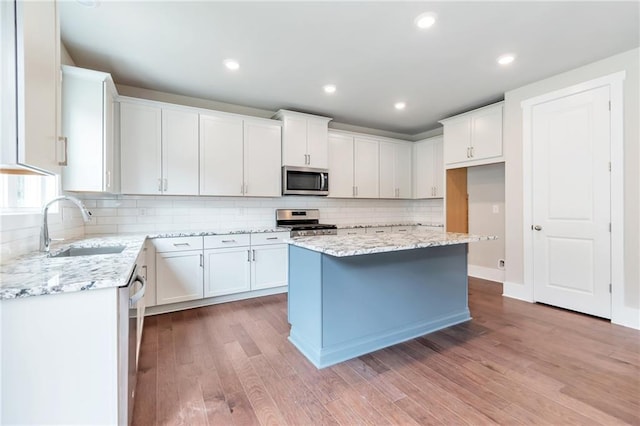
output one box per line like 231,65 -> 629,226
132,278 -> 640,425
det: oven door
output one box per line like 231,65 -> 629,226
282,166 -> 329,195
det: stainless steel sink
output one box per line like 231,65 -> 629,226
50,245 -> 126,258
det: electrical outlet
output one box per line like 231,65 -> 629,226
498,259 -> 505,269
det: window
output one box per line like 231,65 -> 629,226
0,174 -> 58,213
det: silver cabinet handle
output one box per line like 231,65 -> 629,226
199,254 -> 204,267
252,249 -> 256,261
375,230 -> 384,233
247,250 -> 251,262
266,237 -> 279,240
106,171 -> 111,189
158,178 -> 163,192
466,147 -> 470,158
163,178 -> 168,191
244,183 -> 248,194
58,136 -> 68,166
471,146 -> 474,157
173,242 -> 190,247
534,225 -> 542,231
221,239 -> 236,243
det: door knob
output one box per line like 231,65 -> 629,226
534,225 -> 542,231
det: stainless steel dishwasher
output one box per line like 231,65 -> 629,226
123,265 -> 146,425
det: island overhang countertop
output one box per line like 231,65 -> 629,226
286,230 -> 496,257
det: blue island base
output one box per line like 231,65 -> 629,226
287,243 -> 471,369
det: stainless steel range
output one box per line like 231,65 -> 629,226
276,209 -> 337,237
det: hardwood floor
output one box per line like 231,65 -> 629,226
132,278 -> 640,425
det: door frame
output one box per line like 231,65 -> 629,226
521,71 -> 627,325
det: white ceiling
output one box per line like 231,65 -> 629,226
60,1 -> 639,135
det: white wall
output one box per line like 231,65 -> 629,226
468,163 -> 505,282
75,194 -> 443,235
504,48 -> 639,319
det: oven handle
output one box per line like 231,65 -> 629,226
320,173 -> 326,191
129,275 -> 146,307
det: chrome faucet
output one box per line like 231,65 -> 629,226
40,195 -> 92,254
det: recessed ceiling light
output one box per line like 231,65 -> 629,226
394,102 -> 406,110
223,59 -> 240,71
415,12 -> 437,29
497,54 -> 515,65
323,84 -> 336,94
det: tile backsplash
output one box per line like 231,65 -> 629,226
0,194 -> 443,261
77,194 -> 443,235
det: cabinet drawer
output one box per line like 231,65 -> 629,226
250,232 -> 290,246
366,227 -> 390,234
153,236 -> 203,253
337,228 -> 366,236
392,226 -> 415,233
204,234 -> 250,249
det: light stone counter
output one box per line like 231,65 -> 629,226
287,230 -> 495,257
336,222 -> 443,229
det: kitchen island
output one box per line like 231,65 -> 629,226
286,230 -> 495,368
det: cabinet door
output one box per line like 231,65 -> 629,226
16,0 -> 60,174
61,71 -> 104,192
251,244 -> 288,290
120,102 -> 162,194
433,137 -> 444,198
162,108 -> 199,195
244,120 -> 281,197
395,142 -> 412,198
443,118 -> 471,166
103,81 -> 115,192
471,105 -> 503,161
281,115 -> 308,167
413,140 -> 434,198
328,133 -> 354,198
306,119 -> 328,168
378,142 -> 396,198
199,114 -> 243,196
204,247 -> 251,297
156,250 -> 203,305
354,137 -> 379,198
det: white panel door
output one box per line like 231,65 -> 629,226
199,113 -> 243,196
328,133 -> 354,198
395,142 -> 413,198
282,115 -> 307,167
471,105 -> 503,161
244,120 -> 281,197
354,137 -> 379,198
306,119 -> 329,168
251,245 -> 288,290
162,108 -> 199,195
156,250 -> 204,305
120,102 -> 162,194
204,247 -> 251,297
378,142 -> 396,198
532,85 -> 611,318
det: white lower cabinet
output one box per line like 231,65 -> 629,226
204,246 -> 251,297
252,244 -> 288,290
154,236 -> 205,306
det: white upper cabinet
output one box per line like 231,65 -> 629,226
161,108 -> 199,195
414,136 -> 444,199
200,114 -> 244,196
354,137 -> 379,198
440,102 -> 504,168
120,101 -> 162,194
200,113 -> 282,197
273,110 -> 331,168
61,66 -> 117,192
379,141 -> 412,199
0,0 -> 61,174
120,100 -> 198,195
328,132 -> 355,198
243,119 -> 282,197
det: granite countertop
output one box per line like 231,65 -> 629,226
337,223 -> 443,229
287,230 -> 496,257
0,227 -> 291,300
0,235 -> 147,300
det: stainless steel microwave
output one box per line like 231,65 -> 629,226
282,166 -> 329,196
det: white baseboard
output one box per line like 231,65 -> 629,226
468,264 -> 504,283
612,305 -> 640,330
502,280 -> 534,302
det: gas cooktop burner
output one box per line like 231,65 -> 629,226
276,209 -> 338,237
